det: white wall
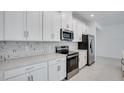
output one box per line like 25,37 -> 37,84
96,24 -> 124,59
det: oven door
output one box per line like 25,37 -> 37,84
67,54 -> 79,73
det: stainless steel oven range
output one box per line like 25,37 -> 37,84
56,46 -> 79,79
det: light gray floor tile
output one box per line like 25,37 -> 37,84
69,57 -> 123,81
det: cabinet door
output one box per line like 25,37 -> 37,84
49,59 -> 66,81
52,11 -> 61,41
83,51 -> 87,65
27,11 -> 40,41
79,54 -> 85,69
49,63 -> 60,81
58,61 -> 66,80
77,20 -> 83,42
62,11 -> 72,30
79,51 -> 87,69
43,11 -> 53,41
43,11 -> 61,41
73,18 -> 78,42
0,12 -> 3,40
6,74 -> 28,81
30,68 -> 47,81
4,11 -> 25,40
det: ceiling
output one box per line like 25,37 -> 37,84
74,11 -> 124,27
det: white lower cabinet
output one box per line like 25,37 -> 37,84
48,57 -> 66,81
7,74 -> 28,81
3,57 -> 66,81
29,68 -> 47,81
79,50 -> 87,69
7,68 -> 47,81
4,62 -> 48,81
4,11 -> 26,41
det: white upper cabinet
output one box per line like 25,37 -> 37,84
73,17 -> 85,42
26,11 -> 41,41
61,11 -> 72,30
77,20 -> 83,41
43,11 -> 53,41
73,18 -> 78,42
4,11 -> 26,41
52,11 -> 61,41
0,12 -> 4,40
43,11 -> 61,41
4,11 -> 42,41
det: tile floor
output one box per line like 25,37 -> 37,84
69,57 -> 123,81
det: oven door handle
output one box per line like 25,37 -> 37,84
67,54 -> 79,59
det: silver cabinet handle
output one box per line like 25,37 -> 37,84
24,31 -> 29,38
27,31 -> 29,37
24,31 -> 27,38
31,75 -> 33,81
57,65 -> 61,71
67,24 -> 69,28
28,76 -> 30,81
59,66 -> 61,71
57,65 -> 59,71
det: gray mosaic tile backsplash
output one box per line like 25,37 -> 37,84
0,41 -> 78,62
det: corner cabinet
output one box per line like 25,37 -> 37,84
4,11 -> 43,41
43,11 -> 61,41
48,57 -> 66,81
0,12 -> 4,41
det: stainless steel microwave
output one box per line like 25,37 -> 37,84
60,28 -> 74,41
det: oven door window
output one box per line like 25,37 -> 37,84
67,56 -> 78,73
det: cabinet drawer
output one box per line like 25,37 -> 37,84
25,62 -> 47,72
4,62 -> 47,80
4,66 -> 27,80
48,57 -> 66,66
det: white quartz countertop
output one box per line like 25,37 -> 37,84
0,53 -> 66,71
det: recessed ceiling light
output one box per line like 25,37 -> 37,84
90,14 -> 94,17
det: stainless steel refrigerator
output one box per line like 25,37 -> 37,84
78,34 -> 95,66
